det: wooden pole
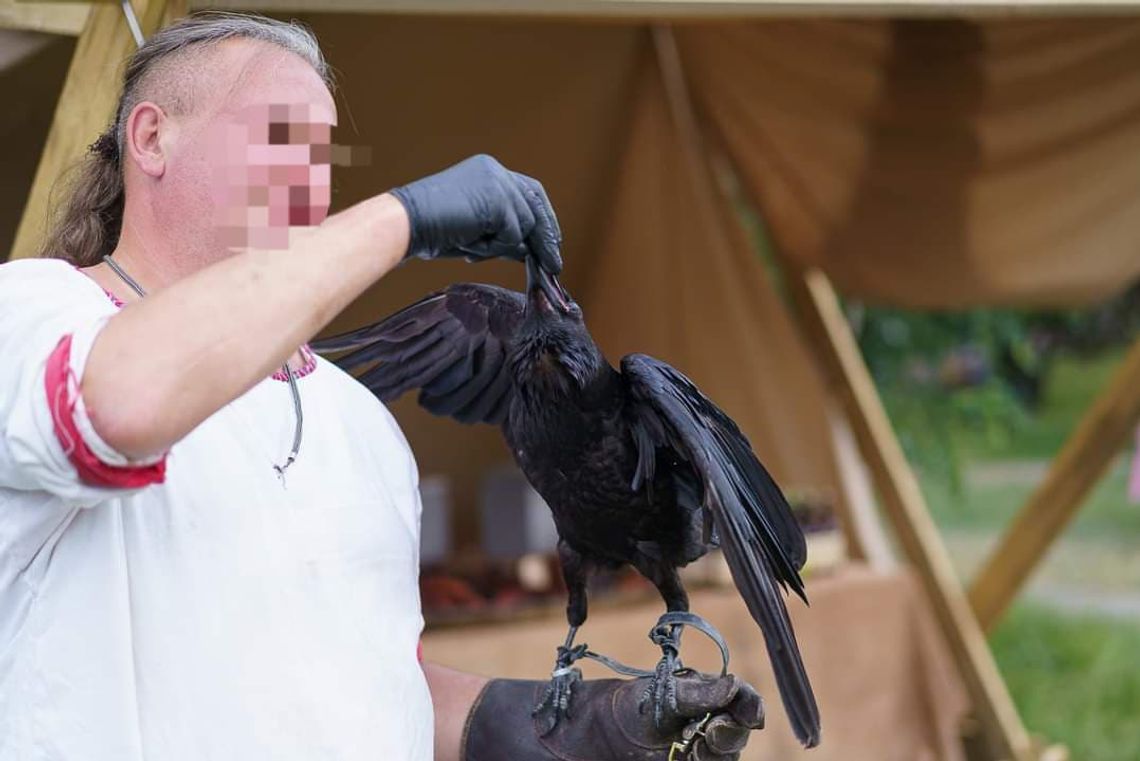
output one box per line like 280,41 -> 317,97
969,336 -> 1140,631
9,0 -> 180,262
786,268 -> 1034,761
653,24 -> 1030,758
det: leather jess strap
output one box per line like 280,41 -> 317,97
565,611 -> 731,680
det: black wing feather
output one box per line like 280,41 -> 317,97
422,338 -> 505,419
312,284 -> 525,426
621,353 -> 819,748
421,341 -> 477,397
366,335 -> 462,397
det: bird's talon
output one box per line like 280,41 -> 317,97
533,666 -> 583,735
642,646 -> 683,728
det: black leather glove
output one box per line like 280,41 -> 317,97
389,154 -> 562,273
463,669 -> 765,761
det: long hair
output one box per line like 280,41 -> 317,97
40,11 -> 333,266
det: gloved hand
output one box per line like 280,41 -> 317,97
389,154 -> 562,273
463,669 -> 765,761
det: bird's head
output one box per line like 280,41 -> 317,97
510,257 -> 604,395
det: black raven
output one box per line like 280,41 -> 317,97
313,259 -> 820,748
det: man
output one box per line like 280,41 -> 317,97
0,12 -> 763,760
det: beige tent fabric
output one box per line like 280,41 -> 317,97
677,18 -> 1140,307
424,565 -> 971,761
582,41 -> 842,497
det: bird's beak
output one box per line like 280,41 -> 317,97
526,256 -> 572,314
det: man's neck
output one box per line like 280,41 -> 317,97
102,249 -> 168,298
83,226 -> 208,303
80,237 -> 310,373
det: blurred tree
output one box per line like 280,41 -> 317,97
847,281 -> 1140,492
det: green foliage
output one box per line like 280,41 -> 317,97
880,383 -> 1026,493
911,349 -> 1131,530
851,305 -> 1036,491
959,348 -> 1126,461
850,306 -> 1028,381
991,604 -> 1140,761
850,292 -> 1135,491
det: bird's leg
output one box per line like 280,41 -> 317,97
534,625 -> 584,728
638,565 -> 691,727
533,541 -> 590,735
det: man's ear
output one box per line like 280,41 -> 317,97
125,101 -> 169,178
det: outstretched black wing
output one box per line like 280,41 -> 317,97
621,353 -> 819,748
312,284 -> 525,426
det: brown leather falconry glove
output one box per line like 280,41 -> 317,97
462,669 -> 765,761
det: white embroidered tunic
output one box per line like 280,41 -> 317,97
0,259 -> 432,761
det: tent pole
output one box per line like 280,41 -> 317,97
969,335 -> 1140,631
784,268 -> 1034,761
9,0 -> 183,262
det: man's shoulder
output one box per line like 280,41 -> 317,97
0,258 -> 111,324
0,258 -> 84,290
0,258 -> 102,299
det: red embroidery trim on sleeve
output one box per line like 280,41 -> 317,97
45,334 -> 166,488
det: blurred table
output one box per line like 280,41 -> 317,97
423,564 -> 970,761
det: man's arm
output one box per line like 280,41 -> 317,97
424,662 -> 489,761
82,154 -> 562,462
82,193 -> 407,460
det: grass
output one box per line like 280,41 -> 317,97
891,346 -> 1140,758
923,459 -> 1139,540
991,604 -> 1140,761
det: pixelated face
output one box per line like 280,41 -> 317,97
210,101 -> 336,250
142,40 -> 370,259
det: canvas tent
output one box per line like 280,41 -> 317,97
4,2 -> 1140,759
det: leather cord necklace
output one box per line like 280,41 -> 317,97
102,254 -> 303,482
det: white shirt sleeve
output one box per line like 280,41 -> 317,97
0,259 -> 165,506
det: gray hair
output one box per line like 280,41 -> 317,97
42,11 -> 333,266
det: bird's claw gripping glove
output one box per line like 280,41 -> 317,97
462,669 -> 765,761
389,154 -> 563,274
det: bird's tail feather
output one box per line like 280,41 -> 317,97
717,511 -> 821,748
